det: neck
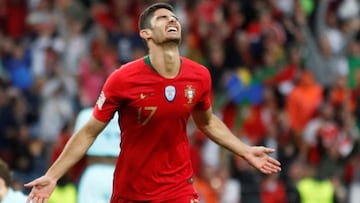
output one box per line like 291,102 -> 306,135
148,42 -> 181,78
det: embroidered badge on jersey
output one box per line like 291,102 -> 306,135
184,85 -> 195,104
164,85 -> 176,102
96,91 -> 106,110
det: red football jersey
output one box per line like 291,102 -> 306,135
93,55 -> 212,201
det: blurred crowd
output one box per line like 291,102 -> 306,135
0,0 -> 359,202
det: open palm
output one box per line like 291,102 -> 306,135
244,146 -> 281,174
25,175 -> 57,203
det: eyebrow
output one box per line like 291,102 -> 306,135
155,14 -> 178,21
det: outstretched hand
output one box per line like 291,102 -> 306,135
244,146 -> 281,174
24,176 -> 57,203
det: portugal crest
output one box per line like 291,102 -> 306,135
185,85 -> 195,104
165,85 -> 176,102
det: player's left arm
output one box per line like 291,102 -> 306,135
191,108 -> 281,174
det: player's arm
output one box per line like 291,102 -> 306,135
25,116 -> 108,203
45,116 -> 107,179
191,108 -> 281,174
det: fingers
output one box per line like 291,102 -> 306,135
260,161 -> 281,174
24,181 -> 35,188
267,156 -> 281,167
266,161 -> 281,172
260,165 -> 274,174
262,157 -> 282,173
262,147 -> 275,154
261,147 -> 282,171
24,178 -> 42,188
26,194 -> 33,203
27,193 -> 49,203
33,196 -> 40,203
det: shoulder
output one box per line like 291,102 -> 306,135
181,57 -> 211,81
107,57 -> 146,82
181,57 -> 210,75
119,57 -> 146,71
181,57 -> 207,69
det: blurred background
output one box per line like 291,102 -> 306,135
0,0 -> 359,202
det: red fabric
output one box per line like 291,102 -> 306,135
246,22 -> 261,40
343,157 -> 360,184
307,145 -> 320,165
267,64 -> 298,85
222,102 -> 238,129
190,143 -> 202,178
261,179 -> 287,203
91,4 -> 116,31
344,162 -> 354,184
318,123 -> 339,148
197,0 -> 224,23
5,1 -> 27,38
330,85 -> 353,111
242,105 -> 266,145
111,194 -> 200,203
93,56 -> 212,201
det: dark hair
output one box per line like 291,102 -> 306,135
0,159 -> 11,187
138,2 -> 174,31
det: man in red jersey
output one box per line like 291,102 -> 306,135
25,3 -> 281,203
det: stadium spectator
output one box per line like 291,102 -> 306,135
74,107 -> 120,203
0,158 -> 28,203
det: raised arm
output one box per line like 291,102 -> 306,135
191,108 -> 281,174
315,0 -> 330,39
25,116 -> 108,203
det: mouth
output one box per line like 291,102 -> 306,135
166,26 -> 178,33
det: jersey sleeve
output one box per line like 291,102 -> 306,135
194,66 -> 212,111
93,69 -> 124,122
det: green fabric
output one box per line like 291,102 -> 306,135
48,184 -> 77,203
297,178 -> 334,203
144,55 -> 154,69
347,56 -> 360,89
253,66 -> 278,83
144,55 -> 183,72
300,0 -> 315,15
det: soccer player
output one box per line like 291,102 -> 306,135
25,3 -> 281,203
74,107 -> 120,203
0,159 -> 28,203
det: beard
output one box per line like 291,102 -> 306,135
153,35 -> 181,45
164,38 -> 181,45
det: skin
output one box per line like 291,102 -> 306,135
25,8 -> 281,203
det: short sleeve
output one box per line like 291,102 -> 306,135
194,66 -> 212,111
93,70 -> 124,122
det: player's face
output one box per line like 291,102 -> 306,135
149,8 -> 181,45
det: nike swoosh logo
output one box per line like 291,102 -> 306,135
140,93 -> 153,99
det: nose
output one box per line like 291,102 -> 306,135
168,16 -> 177,22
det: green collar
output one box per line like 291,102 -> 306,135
144,55 -> 155,70
144,55 -> 182,72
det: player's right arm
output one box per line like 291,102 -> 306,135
25,116 -> 108,203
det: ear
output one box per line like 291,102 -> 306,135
140,29 -> 151,40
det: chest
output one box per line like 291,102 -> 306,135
124,76 -> 202,122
